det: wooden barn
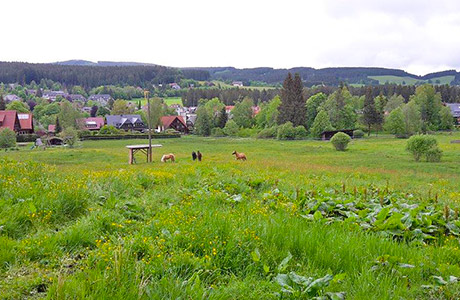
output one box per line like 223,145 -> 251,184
321,129 -> 354,140
161,116 -> 188,133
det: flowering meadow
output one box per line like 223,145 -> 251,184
1,133 -> 460,299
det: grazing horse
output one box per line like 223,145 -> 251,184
197,151 -> 202,161
192,151 -> 197,161
161,153 -> 175,162
232,151 -> 247,161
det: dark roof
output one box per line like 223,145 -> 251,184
106,115 -> 144,127
69,94 -> 86,101
446,103 -> 460,117
88,94 -> 112,101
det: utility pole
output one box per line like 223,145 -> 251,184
144,90 -> 152,162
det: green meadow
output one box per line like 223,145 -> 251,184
369,75 -> 455,85
1,133 -> 460,299
128,97 -> 183,107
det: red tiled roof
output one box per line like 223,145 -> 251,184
0,110 -> 19,131
161,116 -> 186,128
48,124 -> 56,133
18,113 -> 33,130
225,106 -> 235,111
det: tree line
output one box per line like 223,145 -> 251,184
0,62 -> 210,89
193,73 -> 456,139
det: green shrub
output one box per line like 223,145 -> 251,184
237,128 -> 258,138
78,130 -> 91,138
294,126 -> 308,139
330,132 -> 351,151
257,126 -> 278,139
99,125 -> 122,135
277,122 -> 296,140
406,135 -> 438,162
426,147 -> 443,162
0,128 -> 16,149
165,128 -> 179,134
223,120 -> 239,136
16,134 -> 38,143
211,127 -> 225,137
353,129 -> 365,139
61,127 -> 78,148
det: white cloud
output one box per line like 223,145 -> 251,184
1,0 -> 460,75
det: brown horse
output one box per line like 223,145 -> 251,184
161,153 -> 175,162
232,151 -> 247,161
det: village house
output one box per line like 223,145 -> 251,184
26,89 -> 37,96
225,106 -> 235,115
88,94 -> 112,106
77,117 -> 105,131
232,81 -> 243,87
48,124 -> 56,135
169,83 -> 181,90
160,115 -> 188,133
106,114 -> 146,131
81,106 -> 92,114
0,110 -> 33,134
68,94 -> 87,102
17,113 -> 34,134
43,91 -> 68,101
0,110 -> 20,132
445,103 -> 460,125
4,94 -> 21,103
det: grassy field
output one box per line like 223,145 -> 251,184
129,97 -> 183,107
369,75 -> 455,85
1,134 -> 460,299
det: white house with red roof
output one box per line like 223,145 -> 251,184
76,117 -> 105,131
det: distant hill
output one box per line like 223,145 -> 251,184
1,60 -> 457,87
196,67 -> 459,86
55,60 -> 158,67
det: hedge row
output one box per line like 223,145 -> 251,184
80,134 -> 181,140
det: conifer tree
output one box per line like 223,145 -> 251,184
278,73 -> 306,127
217,106 -> 228,129
362,86 -> 379,136
55,116 -> 62,133
0,95 -> 5,110
278,73 -> 294,125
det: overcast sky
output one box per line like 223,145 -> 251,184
2,0 -> 460,75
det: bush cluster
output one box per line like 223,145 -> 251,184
406,135 -> 442,162
330,132 -> 351,151
353,130 -> 364,139
0,128 -> 17,149
276,122 -> 307,140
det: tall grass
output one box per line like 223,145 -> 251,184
1,134 -> 460,298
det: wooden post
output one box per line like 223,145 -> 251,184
144,90 -> 152,162
129,148 -> 133,164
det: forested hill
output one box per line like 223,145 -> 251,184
0,62 -> 210,88
0,61 -> 459,87
198,66 -> 460,86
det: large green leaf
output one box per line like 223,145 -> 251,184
277,252 -> 292,272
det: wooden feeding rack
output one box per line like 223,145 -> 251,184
126,144 -> 162,164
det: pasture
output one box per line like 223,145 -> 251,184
1,133 -> 460,299
368,75 -> 455,85
128,97 -> 183,107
